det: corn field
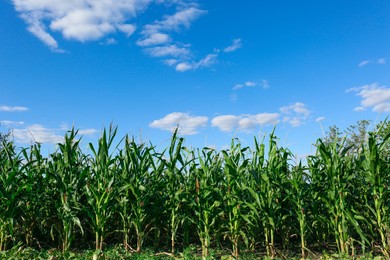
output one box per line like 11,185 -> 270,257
0,125 -> 389,258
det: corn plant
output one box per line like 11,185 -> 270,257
19,143 -> 46,248
147,146 -> 167,250
221,139 -> 252,258
190,147 -> 223,258
288,162 -> 310,258
0,140 -> 22,251
246,134 -> 290,258
118,136 -> 154,252
85,126 -> 119,250
46,129 -> 87,252
159,130 -> 188,255
309,138 -> 363,255
360,130 -> 390,257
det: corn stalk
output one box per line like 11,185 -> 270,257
222,139 -> 251,258
47,129 -> 86,252
361,130 -> 390,257
190,147 -> 223,258
118,136 -> 154,252
0,140 -> 22,251
85,126 -> 118,250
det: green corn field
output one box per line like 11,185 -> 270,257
0,124 -> 389,259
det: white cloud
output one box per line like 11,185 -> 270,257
0,120 -> 25,126
137,33 -> 171,46
140,7 -> 207,36
100,38 -> 118,45
138,6 -> 206,57
175,62 -> 193,72
280,102 -> 311,127
13,0 -> 152,50
353,106 -> 366,112
21,13 -> 63,52
358,60 -> 370,67
78,128 -> 99,135
287,117 -> 302,127
347,83 -> 390,113
233,80 -> 269,90
13,124 -> 64,144
0,105 -> 29,112
245,81 -> 257,87
233,84 -> 244,90
175,53 -> 218,72
280,102 -> 311,117
145,44 -> 191,58
211,115 -> 240,132
11,124 -> 98,144
137,6 -> 235,72
149,112 -> 208,135
233,81 -> 256,90
211,113 -> 280,133
164,59 -> 179,66
315,117 -> 325,123
12,1 -> 242,73
358,58 -> 386,67
223,38 -> 242,53
117,24 -> 137,37
197,53 -> 218,67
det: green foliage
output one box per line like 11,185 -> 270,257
0,123 -> 389,259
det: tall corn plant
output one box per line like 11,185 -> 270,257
309,138 -> 365,255
86,126 -> 119,250
246,134 -> 290,258
190,147 -> 223,258
159,130 -> 188,255
118,136 -> 154,252
46,129 -> 86,252
0,140 -> 22,251
221,139 -> 252,258
19,143 -> 46,248
288,162 -> 310,258
360,130 -> 390,257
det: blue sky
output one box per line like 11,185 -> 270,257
1,0 -> 389,156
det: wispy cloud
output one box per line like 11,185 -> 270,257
138,6 -> 207,45
233,80 -> 269,90
174,53 -> 218,72
0,105 -> 29,112
137,5 -> 206,65
358,58 -> 386,67
13,124 -> 65,144
78,128 -> 99,135
100,38 -> 118,46
358,60 -> 370,67
280,102 -> 311,127
315,117 -> 325,123
223,38 -> 242,53
11,124 -> 98,144
280,102 -> 310,117
137,33 -> 171,47
0,120 -> 25,126
145,44 -> 191,58
233,81 -> 256,90
211,113 -> 280,133
347,83 -> 390,112
149,112 -> 208,135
